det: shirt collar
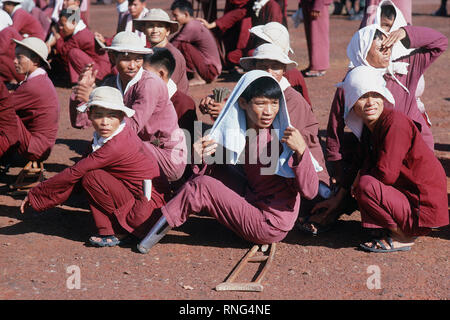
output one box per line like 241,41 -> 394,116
92,120 -> 126,152
116,67 -> 144,96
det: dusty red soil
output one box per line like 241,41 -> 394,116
0,0 -> 448,303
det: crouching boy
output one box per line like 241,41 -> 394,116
20,86 -> 168,247
137,70 -> 319,253
315,66 -> 448,253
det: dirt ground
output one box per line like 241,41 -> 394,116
0,0 -> 449,304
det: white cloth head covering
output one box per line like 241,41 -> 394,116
347,24 -> 409,93
337,65 -> 395,140
0,9 -> 12,32
374,0 -> 414,60
210,70 -> 295,178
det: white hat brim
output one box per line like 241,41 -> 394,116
133,19 -> 179,34
78,100 -> 135,118
105,45 -> 153,55
240,55 -> 297,71
13,39 -> 51,69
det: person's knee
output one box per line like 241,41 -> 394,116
81,169 -> 103,190
355,174 -> 379,201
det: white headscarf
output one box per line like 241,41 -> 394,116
0,9 -> 12,32
337,65 -> 395,140
347,24 -> 409,93
374,0 -> 414,60
210,70 -> 295,178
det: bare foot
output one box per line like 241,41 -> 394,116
361,236 -> 415,252
189,77 -> 206,87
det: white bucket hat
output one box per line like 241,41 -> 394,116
133,8 -> 179,34
338,65 -> 395,139
13,37 -> 51,69
105,31 -> 153,55
249,22 -> 293,55
240,43 -> 297,71
77,86 -> 136,118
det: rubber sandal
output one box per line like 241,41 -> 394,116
88,235 -> 121,247
302,70 -> 326,78
359,237 -> 412,253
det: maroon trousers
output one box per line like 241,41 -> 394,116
161,175 -> 288,244
302,3 -> 330,71
177,42 -> 220,83
81,169 -> 160,238
355,175 -> 431,237
66,48 -> 110,84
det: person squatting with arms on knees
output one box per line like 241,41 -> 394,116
318,66 -> 448,253
20,86 -> 170,247
137,70 -> 319,253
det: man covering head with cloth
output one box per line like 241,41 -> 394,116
136,70 -> 319,253
326,22 -> 447,185
326,66 -> 448,253
70,31 -> 187,183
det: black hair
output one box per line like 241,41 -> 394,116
170,0 -> 194,16
143,48 -> 176,78
380,4 -> 396,20
239,77 -> 282,102
59,8 -> 81,22
373,29 -> 385,41
15,45 -> 46,69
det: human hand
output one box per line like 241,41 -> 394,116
350,170 -> 361,198
310,10 -> 320,20
281,127 -> 307,155
196,18 -> 216,29
199,95 -> 214,114
208,101 -> 225,119
381,28 -> 407,49
94,32 -> 105,44
193,135 -> 218,162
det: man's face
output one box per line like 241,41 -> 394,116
88,106 -> 125,139
254,59 -> 286,83
379,16 -> 394,32
366,34 -> 392,69
239,96 -> 280,130
171,8 -> 188,25
353,91 -> 385,124
63,0 -> 80,9
129,0 -> 146,19
58,16 -> 76,37
143,21 -> 170,46
14,46 -> 37,75
2,2 -> 15,14
114,53 -> 143,83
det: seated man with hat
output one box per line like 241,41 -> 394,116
70,31 -> 187,183
20,86 -> 170,248
133,8 -> 189,94
46,7 -> 112,85
2,37 -> 60,165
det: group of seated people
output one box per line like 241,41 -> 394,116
0,1 -> 447,254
